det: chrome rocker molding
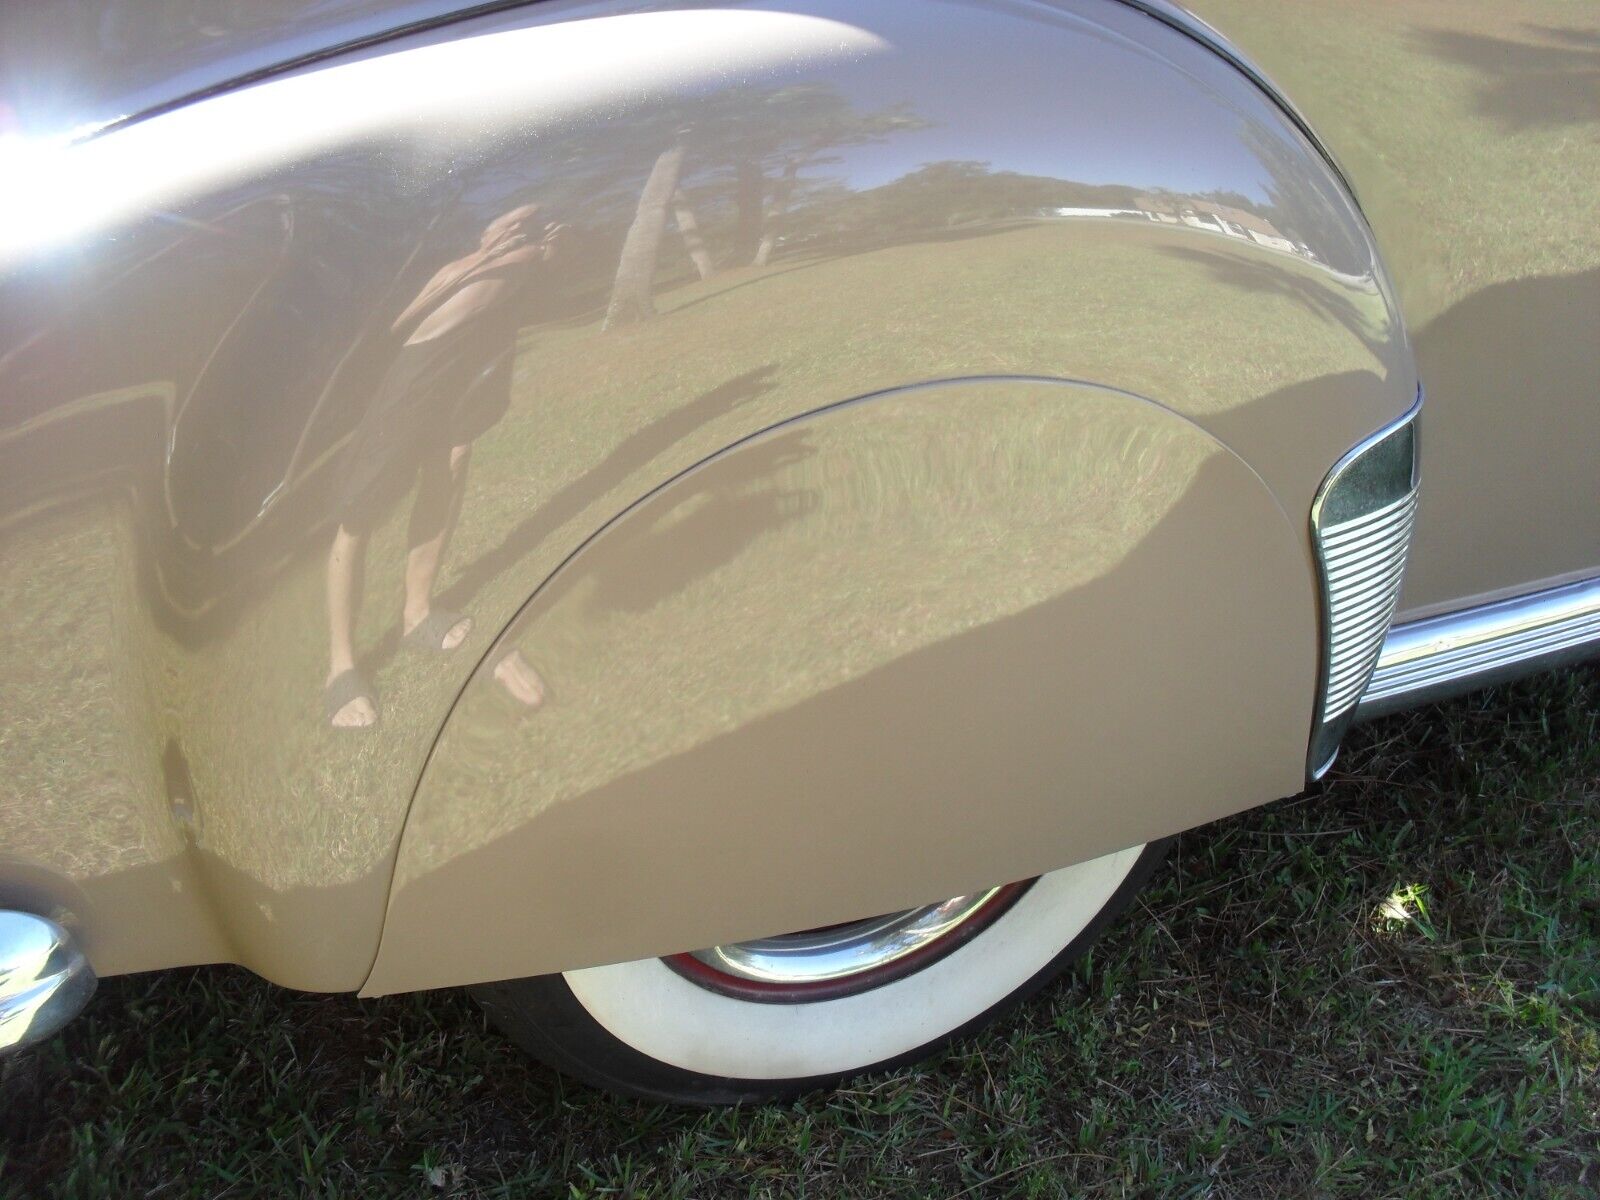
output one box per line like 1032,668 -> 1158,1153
1357,576 -> 1600,719
0,911 -> 97,1055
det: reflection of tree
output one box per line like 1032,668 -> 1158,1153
422,84 -> 927,330
598,84 -> 927,326
1236,119 -> 1365,277
786,161 -> 1144,249
735,85 -> 926,267
672,191 -> 715,282
1420,24 -> 1600,130
604,140 -> 688,328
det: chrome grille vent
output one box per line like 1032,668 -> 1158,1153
1319,489 -> 1417,719
1308,398 -> 1420,777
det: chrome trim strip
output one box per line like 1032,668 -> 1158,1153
1357,576 -> 1600,719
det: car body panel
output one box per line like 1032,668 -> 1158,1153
11,0 -> 1589,990
362,377 -> 1320,994
1180,0 -> 1600,617
0,0 -> 484,140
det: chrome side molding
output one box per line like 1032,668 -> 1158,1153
1358,576 -> 1600,719
0,911 -> 97,1055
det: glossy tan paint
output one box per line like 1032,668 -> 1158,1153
1180,0 -> 1600,618
1,0 -> 1417,988
355,2 -> 1418,992
363,379 -> 1319,994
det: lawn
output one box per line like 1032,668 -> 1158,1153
3,666 -> 1596,1198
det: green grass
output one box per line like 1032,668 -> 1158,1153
4,667 -> 1596,1198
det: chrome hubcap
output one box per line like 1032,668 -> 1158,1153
689,888 -> 1008,986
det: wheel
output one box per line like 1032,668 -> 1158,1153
473,841 -> 1167,1104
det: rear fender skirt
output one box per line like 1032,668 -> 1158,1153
365,377 -> 1316,993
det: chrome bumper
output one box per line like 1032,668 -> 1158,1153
0,911 -> 96,1055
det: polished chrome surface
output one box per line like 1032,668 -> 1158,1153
1321,492 -> 1419,714
1308,399 -> 1420,776
0,911 -> 96,1054
1358,577 -> 1600,719
690,889 -> 1004,985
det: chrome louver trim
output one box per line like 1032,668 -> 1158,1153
1307,394 -> 1421,778
1357,576 -> 1600,718
1320,490 -> 1419,718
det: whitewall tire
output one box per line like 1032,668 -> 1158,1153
474,841 -> 1165,1104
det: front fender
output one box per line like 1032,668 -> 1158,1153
356,0 -> 1419,993
0,0 -> 1414,991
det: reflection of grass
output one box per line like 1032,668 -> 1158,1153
405,388 -> 1219,869
1,220 -> 1377,903
1190,0 -> 1600,320
0,510 -> 173,880
5,671 -> 1597,1196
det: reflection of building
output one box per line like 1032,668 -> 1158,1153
1047,206 -> 1148,221
1041,196 -> 1318,263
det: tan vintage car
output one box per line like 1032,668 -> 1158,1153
0,0 -> 1595,1102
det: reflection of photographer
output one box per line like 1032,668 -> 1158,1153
324,205 -> 561,728
391,211 -> 569,341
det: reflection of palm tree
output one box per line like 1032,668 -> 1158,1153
603,142 -> 687,328
599,85 -> 928,327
